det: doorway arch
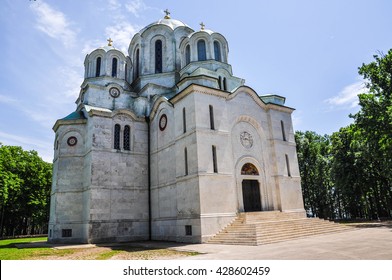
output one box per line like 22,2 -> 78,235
238,162 -> 263,212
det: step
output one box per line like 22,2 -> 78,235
207,211 -> 355,246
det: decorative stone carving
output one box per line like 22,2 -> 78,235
67,136 -> 77,146
240,131 -> 253,149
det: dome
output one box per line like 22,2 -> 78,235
138,17 -> 191,34
97,45 -> 117,52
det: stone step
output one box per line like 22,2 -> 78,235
207,211 -> 355,246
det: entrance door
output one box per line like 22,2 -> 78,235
242,180 -> 261,212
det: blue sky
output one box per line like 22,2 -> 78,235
1,0 -> 392,162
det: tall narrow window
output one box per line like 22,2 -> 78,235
209,105 -> 215,130
184,147 -> 188,175
214,41 -> 221,62
197,40 -> 206,61
212,145 -> 218,173
125,63 -> 128,81
218,76 -> 222,89
285,154 -> 291,177
281,120 -> 287,141
183,107 -> 186,133
112,57 -> 118,77
114,124 -> 120,150
135,49 -> 140,79
124,125 -> 130,151
155,40 -> 162,73
185,45 -> 191,65
95,57 -> 101,77
223,77 -> 227,91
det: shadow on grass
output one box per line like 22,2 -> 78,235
95,241 -> 200,255
8,240 -> 200,256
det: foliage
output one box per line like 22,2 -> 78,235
0,144 -> 52,237
295,131 -> 333,218
296,49 -> 392,220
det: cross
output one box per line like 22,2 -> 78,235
107,38 -> 113,46
164,9 -> 171,19
200,22 -> 205,30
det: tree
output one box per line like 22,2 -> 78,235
0,144 -> 52,237
352,49 -> 392,218
295,131 -> 334,219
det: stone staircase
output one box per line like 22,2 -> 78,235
207,211 -> 354,246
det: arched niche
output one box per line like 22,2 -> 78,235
241,163 -> 259,175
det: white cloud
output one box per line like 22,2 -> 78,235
0,131 -> 50,150
325,79 -> 368,109
108,0 -> 122,10
125,0 -> 148,17
106,22 -> 140,52
0,130 -> 54,162
30,1 -> 77,48
0,94 -> 18,105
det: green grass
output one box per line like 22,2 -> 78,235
0,237 -> 74,260
0,237 -> 199,260
95,250 -> 122,260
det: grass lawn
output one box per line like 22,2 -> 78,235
0,237 -> 76,260
0,237 -> 197,260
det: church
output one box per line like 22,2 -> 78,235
48,12 -> 305,244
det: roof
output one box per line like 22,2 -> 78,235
61,111 -> 86,121
139,17 -> 191,34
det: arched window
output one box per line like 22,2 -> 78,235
114,124 -> 121,150
241,163 -> 259,175
111,57 -> 118,77
155,40 -> 162,73
95,57 -> 101,77
218,76 -> 222,89
214,41 -> 221,62
197,40 -> 206,61
135,49 -> 140,79
223,77 -> 227,91
185,45 -> 191,65
124,125 -> 130,151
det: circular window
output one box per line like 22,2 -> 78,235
67,136 -> 77,146
109,87 -> 120,98
159,114 -> 167,131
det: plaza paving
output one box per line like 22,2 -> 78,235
129,222 -> 392,260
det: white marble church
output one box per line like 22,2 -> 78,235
48,12 -> 305,244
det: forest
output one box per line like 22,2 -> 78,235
296,49 -> 392,220
0,49 -> 391,237
0,145 -> 52,237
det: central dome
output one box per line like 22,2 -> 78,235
138,17 -> 191,34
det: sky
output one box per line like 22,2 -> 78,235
1,0 -> 392,162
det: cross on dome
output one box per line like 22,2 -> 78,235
107,38 -> 113,46
164,9 -> 171,19
200,22 -> 205,30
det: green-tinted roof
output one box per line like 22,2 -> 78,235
61,111 -> 86,121
259,95 -> 286,106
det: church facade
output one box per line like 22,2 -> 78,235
48,14 -> 305,244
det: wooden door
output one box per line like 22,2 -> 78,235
242,180 -> 262,212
